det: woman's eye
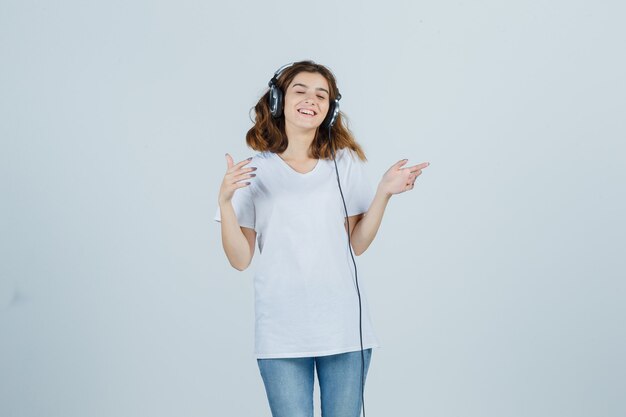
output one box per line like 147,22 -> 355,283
317,96 -> 326,100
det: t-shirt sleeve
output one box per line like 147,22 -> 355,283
344,150 -> 376,217
213,184 -> 256,229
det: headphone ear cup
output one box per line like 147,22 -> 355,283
324,99 -> 340,129
269,85 -> 283,118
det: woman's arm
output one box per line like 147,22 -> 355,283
346,186 -> 391,256
219,200 -> 256,271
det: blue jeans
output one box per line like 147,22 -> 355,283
257,349 -> 372,417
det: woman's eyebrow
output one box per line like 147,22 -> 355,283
292,83 -> 329,95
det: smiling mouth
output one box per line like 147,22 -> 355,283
297,108 -> 317,116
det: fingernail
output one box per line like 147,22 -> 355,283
248,157 -> 253,160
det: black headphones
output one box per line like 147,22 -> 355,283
268,62 -> 342,130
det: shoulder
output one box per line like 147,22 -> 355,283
333,147 -> 354,162
256,151 -> 273,160
334,148 -> 366,168
249,151 -> 274,166
252,151 -> 272,161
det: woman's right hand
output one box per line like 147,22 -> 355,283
218,153 -> 257,205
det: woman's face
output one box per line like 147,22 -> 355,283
283,71 -> 331,131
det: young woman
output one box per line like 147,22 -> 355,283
215,60 -> 429,417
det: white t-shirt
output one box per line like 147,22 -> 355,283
214,148 -> 380,359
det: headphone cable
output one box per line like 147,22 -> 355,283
329,130 -> 367,417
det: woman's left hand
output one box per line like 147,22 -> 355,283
379,159 -> 430,196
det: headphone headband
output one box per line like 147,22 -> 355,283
269,63 -> 295,87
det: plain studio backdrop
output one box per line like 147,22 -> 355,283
1,0 -> 624,416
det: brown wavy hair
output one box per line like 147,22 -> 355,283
245,60 -> 367,161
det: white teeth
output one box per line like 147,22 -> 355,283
298,109 -> 315,115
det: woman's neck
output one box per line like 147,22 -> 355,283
281,124 -> 317,160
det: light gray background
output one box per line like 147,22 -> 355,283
1,1 -> 624,416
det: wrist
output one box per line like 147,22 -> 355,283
376,185 -> 392,200
218,198 -> 232,207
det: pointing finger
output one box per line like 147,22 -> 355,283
408,162 -> 430,171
